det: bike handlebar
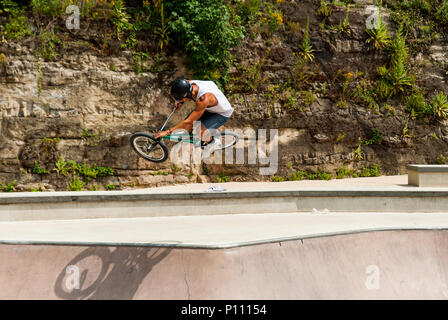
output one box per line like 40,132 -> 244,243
159,106 -> 177,131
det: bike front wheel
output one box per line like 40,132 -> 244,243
130,132 -> 169,163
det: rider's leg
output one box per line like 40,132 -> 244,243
199,112 -> 230,144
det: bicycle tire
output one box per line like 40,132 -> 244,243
217,131 -> 239,150
130,132 -> 169,163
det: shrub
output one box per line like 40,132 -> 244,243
406,92 -> 430,118
38,30 -> 61,61
111,0 -> 130,41
31,0 -> 68,16
360,164 -> 380,177
315,170 -> 333,180
236,0 -> 261,26
376,27 -> 413,99
290,170 -> 306,181
290,170 -> 333,181
32,161 -> 50,175
0,180 -> 16,192
271,175 -> 286,182
216,172 -> 230,183
166,0 -> 244,84
366,6 -> 391,51
436,0 -> 448,24
105,183 -> 117,190
337,167 -> 358,179
317,0 -> 332,19
2,13 -> 32,41
68,175 -> 85,191
0,0 -> 19,15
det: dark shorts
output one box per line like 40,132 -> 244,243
185,110 -> 230,130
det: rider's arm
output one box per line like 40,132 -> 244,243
168,93 -> 217,133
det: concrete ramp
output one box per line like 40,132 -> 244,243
2,229 -> 448,299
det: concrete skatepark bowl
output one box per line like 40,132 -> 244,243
1,177 -> 448,299
1,230 -> 448,299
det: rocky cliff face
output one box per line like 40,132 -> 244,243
1,0 -> 448,191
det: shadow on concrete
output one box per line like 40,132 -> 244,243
54,246 -> 171,300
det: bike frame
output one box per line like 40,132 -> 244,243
156,106 -> 202,147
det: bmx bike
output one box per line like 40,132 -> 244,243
130,106 -> 239,163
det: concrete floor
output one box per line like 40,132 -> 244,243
1,212 -> 448,248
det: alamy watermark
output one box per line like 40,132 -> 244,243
65,5 -> 80,30
65,265 -> 80,291
365,265 -> 380,290
168,121 -> 278,175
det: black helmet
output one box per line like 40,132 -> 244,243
170,79 -> 194,101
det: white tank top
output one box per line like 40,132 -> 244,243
190,80 -> 234,118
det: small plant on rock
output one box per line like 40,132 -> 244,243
32,161 -> 50,175
0,180 -> 16,192
68,175 -> 85,191
430,92 -> 448,120
366,5 -> 391,51
298,18 -> 314,62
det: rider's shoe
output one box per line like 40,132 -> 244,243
202,136 -> 222,152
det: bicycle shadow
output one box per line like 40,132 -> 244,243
54,246 -> 171,300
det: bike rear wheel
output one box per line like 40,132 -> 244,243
130,132 -> 169,163
216,131 -> 239,150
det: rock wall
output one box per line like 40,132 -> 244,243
1,0 -> 448,191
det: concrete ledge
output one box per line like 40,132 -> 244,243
1,187 -> 448,221
407,164 -> 448,187
407,165 -> 448,172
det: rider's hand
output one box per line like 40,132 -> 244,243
174,100 -> 184,110
154,130 -> 170,139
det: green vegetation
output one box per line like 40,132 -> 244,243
337,167 -> 359,179
42,137 -> 60,155
353,144 -> 364,161
0,53 -> 6,66
317,0 -> 332,19
335,132 -> 346,144
360,164 -> 380,177
216,172 -> 230,183
366,5 -> 391,50
81,128 -> 104,146
0,180 -> 16,192
0,1 -> 31,41
38,30 -> 61,61
271,175 -> 286,182
376,27 -> 414,100
2,12 -> 31,40
35,50 -> 42,97
105,183 -> 117,191
157,0 -> 245,85
68,175 -> 85,191
32,161 -> 50,175
53,158 -> 114,181
290,170 -> 333,181
88,184 -> 99,191
298,18 -> 314,62
430,92 -> 448,120
332,3 -> 351,34
437,154 -> 447,164
337,164 -> 380,179
362,128 -> 383,145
